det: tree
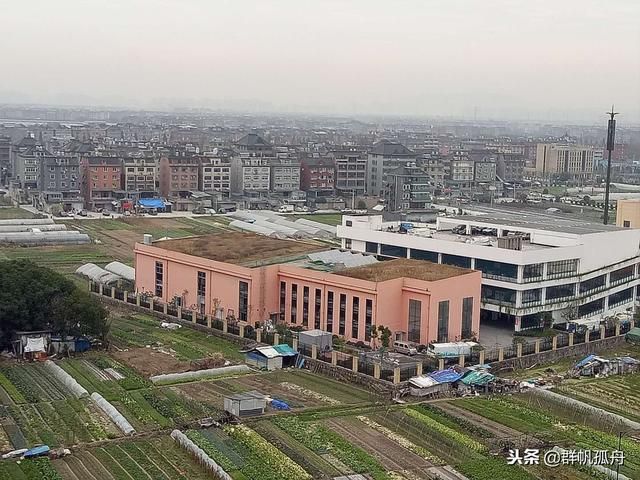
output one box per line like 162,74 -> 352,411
0,260 -> 109,348
356,199 -> 367,210
542,188 -> 549,195
370,325 -> 392,349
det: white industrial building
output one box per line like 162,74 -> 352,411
337,210 -> 640,331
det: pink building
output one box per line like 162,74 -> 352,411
134,233 -> 481,345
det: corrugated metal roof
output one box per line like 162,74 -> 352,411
408,375 -> 439,388
460,370 -> 495,386
255,346 -> 280,358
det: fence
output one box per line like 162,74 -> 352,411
90,282 -> 636,386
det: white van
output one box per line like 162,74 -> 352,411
393,341 -> 418,356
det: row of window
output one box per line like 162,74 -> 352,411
281,282 -> 373,339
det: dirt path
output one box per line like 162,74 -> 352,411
436,402 -> 524,439
326,417 -> 434,478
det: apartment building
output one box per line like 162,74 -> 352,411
159,155 -> 200,210
449,159 -> 475,189
496,153 -> 525,182
332,147 -> 367,195
200,150 -> 232,196
366,140 -> 416,196
338,211 -> 640,332
300,157 -> 335,194
123,156 -> 158,196
37,154 -> 82,210
270,157 -> 301,194
81,156 -> 124,211
231,133 -> 274,195
384,164 -> 431,212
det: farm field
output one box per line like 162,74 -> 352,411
0,207 -> 37,219
62,216 -> 234,264
52,436 -> 212,480
0,362 -> 121,450
109,313 -> 244,364
290,213 -> 342,225
58,354 -> 221,433
557,372 -> 640,424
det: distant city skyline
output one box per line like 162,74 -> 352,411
1,0 -> 639,123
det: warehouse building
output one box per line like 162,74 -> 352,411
134,232 -> 481,345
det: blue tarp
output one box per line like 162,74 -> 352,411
428,368 -> 463,384
271,399 -> 290,410
138,198 -> 165,209
24,445 -> 50,458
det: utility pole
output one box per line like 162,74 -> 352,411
603,105 -> 619,225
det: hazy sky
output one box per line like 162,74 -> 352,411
1,0 -> 639,122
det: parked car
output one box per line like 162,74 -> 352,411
101,210 -> 111,217
78,209 -> 88,217
393,341 -> 418,356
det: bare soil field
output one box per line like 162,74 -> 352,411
111,347 -> 192,377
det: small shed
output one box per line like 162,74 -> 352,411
408,375 -> 450,397
245,346 -> 283,370
224,391 -> 267,417
299,329 -> 333,352
244,344 -> 298,370
14,330 -> 51,359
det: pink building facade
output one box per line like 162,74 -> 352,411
134,241 -> 481,345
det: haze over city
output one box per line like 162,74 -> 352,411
1,0 -> 639,123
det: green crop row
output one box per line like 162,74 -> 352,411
273,416 -> 389,480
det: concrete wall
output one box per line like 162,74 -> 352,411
491,335 -> 627,370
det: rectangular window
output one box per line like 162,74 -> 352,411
611,265 -> 635,286
279,281 -> 286,321
523,263 -> 544,282
461,297 -> 473,339
365,299 -> 373,341
481,285 -> 516,305
339,294 -> 346,336
411,249 -> 438,262
408,299 -> 421,343
197,271 -> 206,298
302,286 -> 309,327
547,259 -> 578,279
238,281 -> 248,322
314,289 -> 321,329
154,261 -> 163,297
352,297 -> 360,339
365,242 -> 378,254
579,275 -> 606,295
441,254 -> 471,268
380,244 -> 407,258
437,300 -> 449,343
327,291 -> 334,333
291,284 -> 298,323
546,283 -> 576,301
475,259 -> 518,282
522,289 -> 542,305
